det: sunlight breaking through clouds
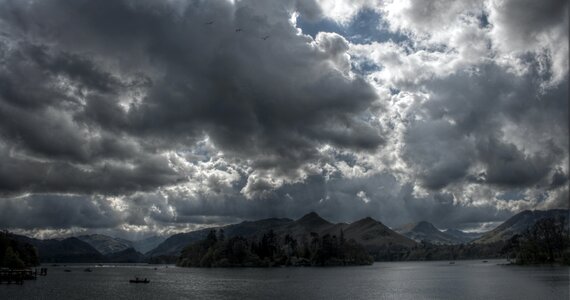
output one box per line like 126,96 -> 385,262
0,0 -> 567,239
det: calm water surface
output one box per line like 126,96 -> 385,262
1,260 -> 568,300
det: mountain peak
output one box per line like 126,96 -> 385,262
296,212 -> 331,227
298,211 -> 320,220
304,211 -> 319,216
348,216 -> 387,230
413,221 -> 439,232
355,216 -> 378,225
399,221 -> 460,244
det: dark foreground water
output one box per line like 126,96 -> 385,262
1,260 -> 568,300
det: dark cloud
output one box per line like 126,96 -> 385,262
0,0 -> 567,236
550,168 -> 568,189
489,0 -> 568,46
0,143 -> 182,196
0,0 -> 382,196
488,0 -> 569,83
402,63 -> 568,190
0,194 -> 122,229
477,136 -> 558,187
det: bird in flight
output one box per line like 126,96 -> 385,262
204,21 -> 214,25
235,28 -> 242,32
261,35 -> 270,40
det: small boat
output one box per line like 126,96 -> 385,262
129,278 -> 150,284
449,261 -> 455,265
64,269 -> 72,272
482,260 -> 488,263
84,268 -> 92,272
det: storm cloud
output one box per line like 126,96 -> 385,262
0,0 -> 567,238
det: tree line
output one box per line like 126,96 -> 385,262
0,231 -> 39,269
501,217 -> 570,265
177,229 -> 373,267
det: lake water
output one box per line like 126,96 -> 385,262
1,260 -> 568,299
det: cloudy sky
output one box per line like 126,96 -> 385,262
0,0 -> 568,240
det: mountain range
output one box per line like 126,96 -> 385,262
474,209 -> 569,244
76,234 -> 166,255
443,228 -> 482,243
395,221 -> 482,244
10,234 -> 165,263
77,234 -> 133,255
8,209 -> 568,263
12,235 -> 106,263
147,212 -> 417,262
147,209 -> 568,262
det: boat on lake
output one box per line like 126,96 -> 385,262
129,277 -> 150,284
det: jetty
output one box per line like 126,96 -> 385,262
0,268 -> 41,284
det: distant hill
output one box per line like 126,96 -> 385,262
78,233 -> 164,256
474,209 -> 569,244
145,228 -> 217,260
339,217 -> 416,260
132,236 -> 167,254
289,212 -> 332,231
1,232 -> 40,268
13,235 -> 105,263
146,218 -> 292,260
77,234 -> 133,255
396,221 -> 461,244
443,229 -> 482,243
105,247 -> 145,263
11,234 -> 144,263
147,212 -> 416,261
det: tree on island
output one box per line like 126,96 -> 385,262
177,229 -> 373,268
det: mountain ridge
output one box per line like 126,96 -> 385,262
474,209 -> 569,244
11,234 -> 145,263
147,212 -> 417,261
396,221 -> 462,244
77,234 -> 133,255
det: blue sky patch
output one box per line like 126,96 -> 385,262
297,9 -> 408,45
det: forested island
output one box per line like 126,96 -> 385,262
177,229 -> 373,267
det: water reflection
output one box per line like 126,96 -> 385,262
1,260 -> 568,300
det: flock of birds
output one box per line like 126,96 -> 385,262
204,20 -> 270,41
